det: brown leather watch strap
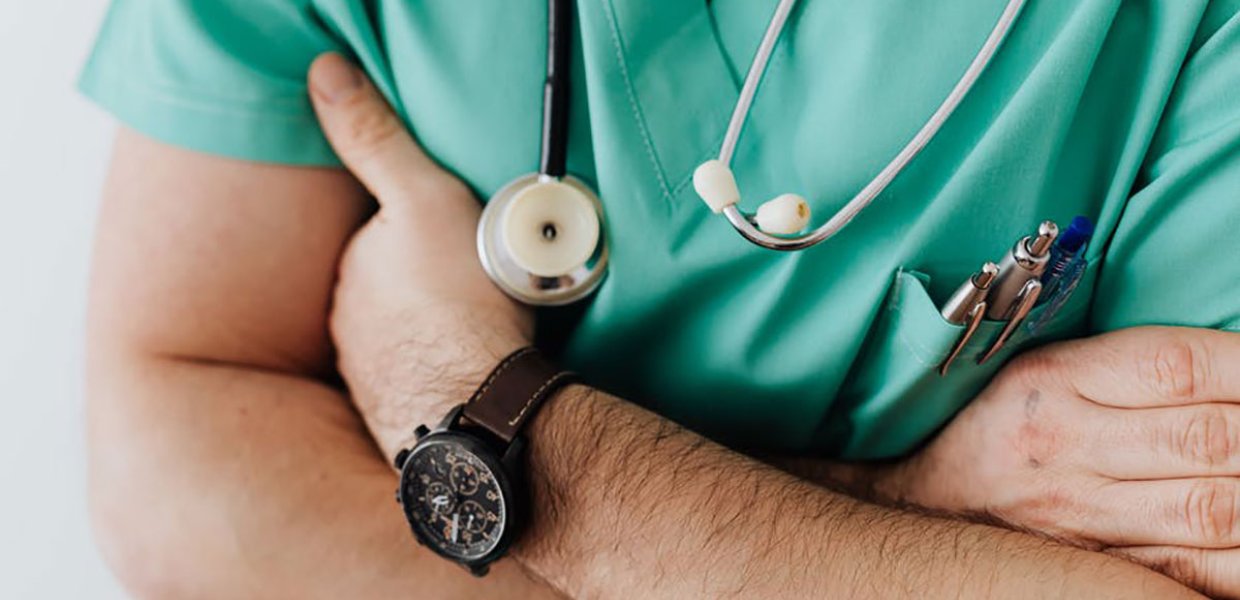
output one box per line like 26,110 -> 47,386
462,347 -> 576,444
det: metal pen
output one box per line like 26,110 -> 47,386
941,262 -> 1000,324
938,262 -> 999,376
985,221 -> 1059,319
979,278 -> 1043,364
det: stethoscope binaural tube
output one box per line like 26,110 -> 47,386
694,0 -> 1030,251
477,0 -> 609,306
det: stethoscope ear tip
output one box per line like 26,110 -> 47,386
693,160 -> 740,214
694,159 -> 812,237
755,193 -> 811,235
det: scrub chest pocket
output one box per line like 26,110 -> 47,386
824,259 -> 1102,460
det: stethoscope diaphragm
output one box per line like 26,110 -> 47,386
477,174 -> 608,306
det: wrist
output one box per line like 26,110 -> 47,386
390,346 -> 578,578
417,329 -> 531,409
356,321 -> 530,460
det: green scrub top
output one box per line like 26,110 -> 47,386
81,0 -> 1240,459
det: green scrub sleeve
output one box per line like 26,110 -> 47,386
1093,4 -> 1240,333
79,0 -> 344,166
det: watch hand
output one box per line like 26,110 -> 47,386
451,514 -> 459,543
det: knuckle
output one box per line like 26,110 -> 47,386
1182,480 -> 1240,546
1139,334 -> 1207,401
1174,407 -> 1239,468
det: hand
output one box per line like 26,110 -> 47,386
833,327 -> 1240,597
308,53 -> 532,459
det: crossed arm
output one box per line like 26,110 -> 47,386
515,384 -> 1193,598
86,58 -> 1218,598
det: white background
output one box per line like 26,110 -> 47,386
1,1 -> 128,597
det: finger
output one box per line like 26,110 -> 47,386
1082,478 -> 1240,549
1111,546 -> 1240,599
1028,327 -> 1240,408
307,53 -> 458,208
1093,402 -> 1240,479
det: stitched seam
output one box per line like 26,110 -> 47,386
507,372 -> 576,428
667,33 -> 792,200
85,74 -> 318,121
670,129 -> 731,199
469,347 -> 537,405
602,0 -> 673,200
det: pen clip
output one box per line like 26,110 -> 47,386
978,278 -> 1043,365
939,300 -> 987,377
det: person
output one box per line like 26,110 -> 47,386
82,1 -> 1240,597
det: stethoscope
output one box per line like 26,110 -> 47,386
478,0 -> 1030,306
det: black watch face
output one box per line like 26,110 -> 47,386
401,436 -> 508,561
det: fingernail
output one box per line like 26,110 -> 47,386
312,54 -> 363,104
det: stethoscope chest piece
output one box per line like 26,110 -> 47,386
477,174 -> 608,306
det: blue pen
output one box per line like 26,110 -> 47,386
1042,216 -> 1095,296
1028,216 -> 1094,333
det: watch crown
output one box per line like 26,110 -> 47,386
415,425 -> 430,440
393,448 -> 411,470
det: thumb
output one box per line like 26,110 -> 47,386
308,53 -> 454,208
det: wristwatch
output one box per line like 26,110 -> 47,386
393,347 -> 576,576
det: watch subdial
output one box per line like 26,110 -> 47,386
424,482 -> 456,515
459,500 -> 488,534
450,462 -> 482,496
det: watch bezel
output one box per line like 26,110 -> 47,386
397,427 -> 526,575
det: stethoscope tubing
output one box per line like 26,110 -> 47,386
540,0 -> 573,179
719,0 -> 1030,251
480,0 -> 1030,306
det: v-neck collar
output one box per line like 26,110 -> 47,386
595,0 -> 745,201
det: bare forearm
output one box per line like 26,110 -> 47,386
515,387 -> 1197,599
87,352 -> 557,599
85,131 -> 561,598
